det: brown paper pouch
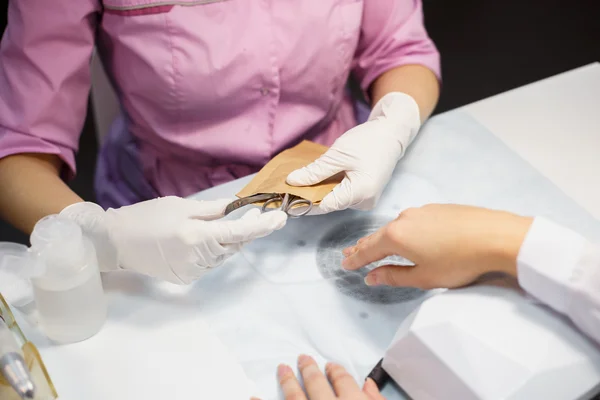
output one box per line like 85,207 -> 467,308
236,140 -> 343,205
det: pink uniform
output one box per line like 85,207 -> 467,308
0,0 -> 440,208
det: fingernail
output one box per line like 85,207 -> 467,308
365,273 -> 378,286
277,364 -> 291,378
341,259 -> 354,270
342,246 -> 355,256
298,354 -> 312,367
325,362 -> 339,372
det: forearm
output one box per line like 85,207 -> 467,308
0,154 -> 83,234
371,64 -> 440,122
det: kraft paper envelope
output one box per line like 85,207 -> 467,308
236,140 -> 343,204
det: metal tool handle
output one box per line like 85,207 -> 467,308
260,194 -> 313,217
286,198 -> 313,217
224,193 -> 279,215
261,194 -> 286,212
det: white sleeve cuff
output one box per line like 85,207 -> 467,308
517,216 -> 586,314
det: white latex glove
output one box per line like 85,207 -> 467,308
287,92 -> 421,214
60,197 -> 287,284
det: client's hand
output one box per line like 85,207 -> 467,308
252,355 -> 384,400
342,204 -> 533,289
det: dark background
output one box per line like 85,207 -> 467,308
1,0 -> 599,244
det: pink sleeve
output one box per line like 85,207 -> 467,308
353,0 -> 441,94
0,0 -> 100,177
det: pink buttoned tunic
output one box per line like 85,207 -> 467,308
0,0 -> 440,208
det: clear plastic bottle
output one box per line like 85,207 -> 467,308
29,215 -> 107,344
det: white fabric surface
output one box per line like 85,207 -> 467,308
14,273 -> 259,400
190,111 -> 600,399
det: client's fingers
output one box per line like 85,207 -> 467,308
342,234 -> 374,256
364,265 -> 424,288
342,229 -> 392,270
325,362 -> 362,397
299,355 -> 336,400
278,364 -> 308,400
363,378 -> 386,400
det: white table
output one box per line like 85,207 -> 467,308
462,63 -> 600,220
18,63 -> 600,400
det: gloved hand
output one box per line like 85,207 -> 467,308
287,92 -> 421,214
60,197 -> 287,284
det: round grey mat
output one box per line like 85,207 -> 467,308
316,216 -> 426,304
